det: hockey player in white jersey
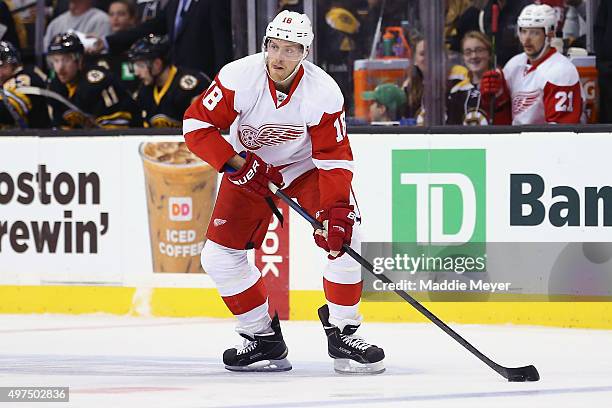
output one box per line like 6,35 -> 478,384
183,11 -> 385,374
480,4 -> 584,124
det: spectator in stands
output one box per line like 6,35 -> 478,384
46,32 -> 141,128
0,41 -> 50,128
44,0 -> 112,50
453,0 -> 532,67
128,34 -> 209,127
136,0 -> 164,22
402,35 -> 426,122
52,0 -> 113,18
88,0 -> 232,80
109,0 -> 137,33
595,0 -> 612,123
93,0 -> 139,95
402,35 -> 468,125
447,31 -> 493,125
362,83 -> 406,123
480,4 -> 584,125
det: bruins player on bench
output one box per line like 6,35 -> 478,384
128,34 -> 209,128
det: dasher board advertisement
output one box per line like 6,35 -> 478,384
0,136 -> 218,287
1,132 -> 611,294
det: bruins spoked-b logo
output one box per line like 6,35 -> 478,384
238,123 -> 304,150
179,75 -> 198,90
463,108 -> 489,126
87,69 -> 105,83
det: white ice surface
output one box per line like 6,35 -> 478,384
0,314 -> 611,408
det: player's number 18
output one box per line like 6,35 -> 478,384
203,82 -> 223,111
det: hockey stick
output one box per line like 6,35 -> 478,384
368,0 -> 387,60
15,86 -> 90,116
14,86 -> 101,128
488,2 -> 500,124
266,181 -> 540,382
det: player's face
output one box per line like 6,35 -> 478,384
369,101 -> 387,122
265,38 -> 304,82
414,40 -> 426,74
133,60 -> 158,86
109,2 -> 135,33
48,54 -> 79,84
519,27 -> 547,58
462,38 -> 490,75
0,64 -> 15,84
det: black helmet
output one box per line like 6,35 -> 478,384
47,32 -> 85,56
0,41 -> 20,66
127,34 -> 170,62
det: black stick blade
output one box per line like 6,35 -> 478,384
505,365 -> 540,382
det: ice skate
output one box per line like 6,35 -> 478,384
223,313 -> 291,372
318,305 -> 385,374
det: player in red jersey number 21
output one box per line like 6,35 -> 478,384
480,4 -> 584,124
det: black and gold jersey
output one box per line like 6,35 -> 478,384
136,65 -> 209,128
446,78 -> 490,126
0,65 -> 50,128
48,67 -> 142,129
92,54 -> 140,97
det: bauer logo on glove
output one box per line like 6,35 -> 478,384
228,151 -> 284,197
231,159 -> 260,185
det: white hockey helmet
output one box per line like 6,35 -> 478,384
264,10 -> 314,54
517,4 -> 557,35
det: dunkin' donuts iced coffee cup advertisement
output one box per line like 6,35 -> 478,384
140,142 -> 217,273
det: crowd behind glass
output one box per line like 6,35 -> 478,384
0,0 -> 609,129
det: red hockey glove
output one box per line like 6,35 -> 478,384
227,152 -> 283,197
481,69 -> 510,109
313,205 -> 356,260
481,69 -> 504,97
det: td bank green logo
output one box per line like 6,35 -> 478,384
392,149 -> 486,243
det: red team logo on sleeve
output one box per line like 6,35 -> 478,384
238,123 -> 304,150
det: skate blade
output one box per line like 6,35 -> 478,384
333,359 -> 385,375
225,358 -> 292,372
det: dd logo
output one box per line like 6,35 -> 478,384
169,197 -> 192,221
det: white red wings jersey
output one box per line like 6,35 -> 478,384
183,52 -> 353,209
502,48 -> 584,124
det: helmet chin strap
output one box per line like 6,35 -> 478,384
266,58 -> 303,86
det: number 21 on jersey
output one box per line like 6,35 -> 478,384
554,90 -> 574,112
